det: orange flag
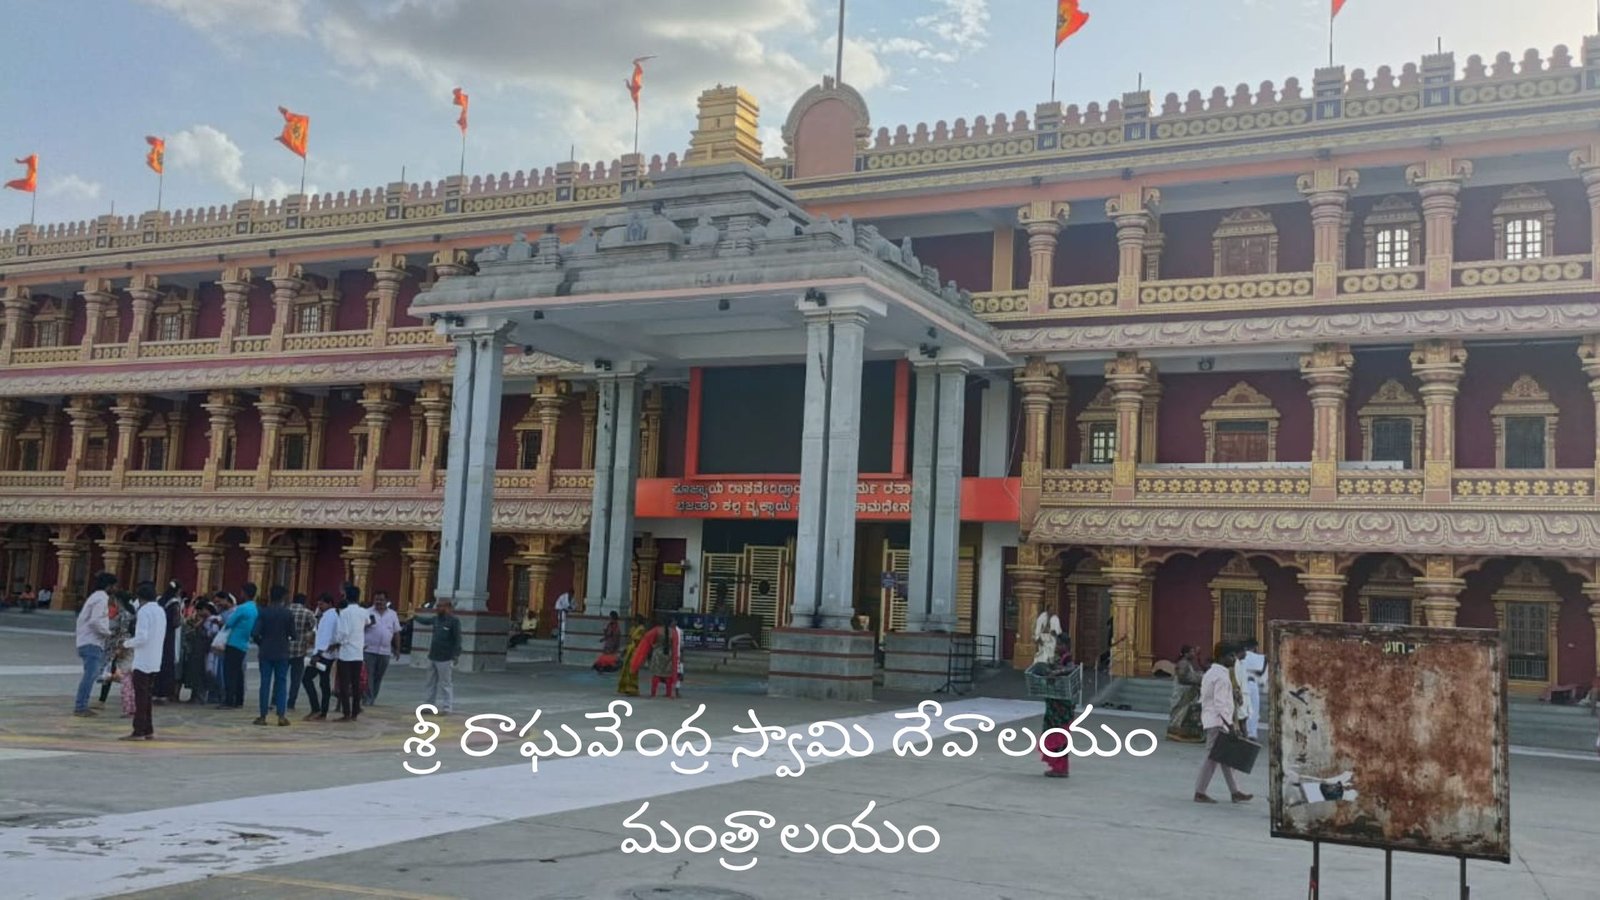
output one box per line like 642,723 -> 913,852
5,154 -> 37,193
276,106 -> 309,158
626,56 -> 654,111
1332,0 -> 1348,15
1056,0 -> 1089,47
452,87 -> 469,133
145,136 -> 165,175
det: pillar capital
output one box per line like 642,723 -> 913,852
125,272 -> 161,304
358,383 -> 398,422
1013,356 -> 1060,398
1297,167 -> 1360,209
1405,157 -> 1474,192
1017,199 -> 1070,233
1410,339 -> 1468,390
268,261 -> 306,292
429,248 -> 473,281
254,387 -> 293,427
1298,553 -> 1348,623
1104,352 -> 1153,397
368,252 -> 409,283
218,265 -> 254,293
1299,342 -> 1354,391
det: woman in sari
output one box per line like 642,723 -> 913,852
629,615 -> 683,698
616,615 -> 647,697
1167,645 -> 1204,742
1040,694 -> 1073,778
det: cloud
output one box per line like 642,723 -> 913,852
167,125 -> 248,193
136,0 -> 306,34
914,0 -> 989,55
44,175 -> 103,202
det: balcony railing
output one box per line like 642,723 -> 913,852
1042,469 -> 1112,500
10,346 -> 81,365
1452,469 -> 1593,501
1338,266 -> 1425,298
1453,256 -> 1591,291
1337,470 -> 1425,499
0,466 -> 598,499
140,339 -> 220,359
1136,466 -> 1312,499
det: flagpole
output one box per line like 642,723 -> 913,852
1051,47 -> 1059,103
28,190 -> 36,228
1329,8 -> 1336,68
459,129 -> 467,180
156,169 -> 164,213
633,103 -> 640,156
299,153 -> 307,196
835,0 -> 846,83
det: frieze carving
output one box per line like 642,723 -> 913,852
998,301 -> 1600,354
0,494 -> 590,534
1031,506 -> 1600,557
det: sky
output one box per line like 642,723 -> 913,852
1,0 -> 1595,230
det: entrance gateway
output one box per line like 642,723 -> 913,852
412,92 -> 1013,699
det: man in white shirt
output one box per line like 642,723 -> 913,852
73,572 -> 118,716
122,582 -> 167,741
554,591 -> 574,643
1238,638 -> 1267,740
1194,642 -> 1253,804
333,585 -> 371,721
301,593 -> 339,720
362,591 -> 401,705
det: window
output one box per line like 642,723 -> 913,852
1504,602 -> 1549,682
16,439 -> 41,471
99,313 -> 121,344
511,565 -> 533,625
1369,597 -> 1412,625
281,433 -> 308,470
155,313 -> 183,342
1370,418 -> 1413,467
1202,382 -> 1279,464
1220,589 -> 1259,645
518,430 -> 543,469
1212,208 -> 1278,277
1374,228 -> 1412,268
271,556 -> 296,597
1503,218 -> 1543,261
132,553 -> 156,584
1214,420 -> 1271,464
83,436 -> 109,471
1209,556 -> 1266,647
1088,423 -> 1116,464
32,318 -> 62,348
352,433 -> 370,470
1504,417 -> 1546,470
295,303 -> 323,334
141,437 -> 166,471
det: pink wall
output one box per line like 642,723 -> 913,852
378,403 -> 413,469
1054,222 -> 1119,286
322,395 -> 366,469
180,397 -> 211,469
1157,371 -> 1313,464
334,271 -> 372,332
792,98 -> 860,179
915,233 -> 992,293
232,406 -> 263,470
193,283 -> 224,340
1455,341 -> 1591,469
245,282 -> 275,336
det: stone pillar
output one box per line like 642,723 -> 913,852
108,394 -> 147,490
1578,337 -> 1600,491
1571,144 -> 1600,286
98,536 -> 129,589
1416,577 -> 1464,627
416,381 -> 450,490
1301,343 -> 1353,502
905,358 -> 970,634
218,266 -> 253,353
0,285 -> 33,365
1583,583 -> 1600,694
533,376 -> 569,489
1017,200 -> 1069,313
1105,547 -> 1144,678
638,385 -> 663,479
201,390 -> 239,490
78,279 -> 115,362
267,262 -> 304,354
1106,188 -> 1160,310
1297,167 -> 1359,300
125,274 -> 160,359
63,396 -> 101,490
579,390 -> 599,470
358,383 -> 398,491
1299,552 -> 1346,622
1405,158 -> 1473,293
242,527 -> 272,591
990,226 -> 1015,291
51,531 -> 83,610
1105,352 -> 1151,502
254,387 -> 292,491
1014,357 -> 1058,538
188,527 -> 226,595
435,322 -> 512,672
341,530 -> 380,601
1046,379 -> 1070,470
368,253 -> 407,348
632,535 -> 659,619
1410,340 -> 1467,504
510,534 -> 559,625
0,398 -> 21,471
1007,541 -> 1050,670
584,372 -> 642,617
403,533 -> 439,666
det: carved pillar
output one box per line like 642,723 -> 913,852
1104,547 -> 1145,679
0,398 -> 21,471
533,376 -> 570,489
294,533 -> 316,598
63,396 -> 101,490
201,390 -> 239,490
1017,200 -> 1069,313
1410,340 -> 1467,504
1044,379 -> 1070,470
570,540 -> 589,611
1008,541 -> 1050,670
125,274 -> 160,359
401,532 -> 438,620
416,381 -> 450,490
98,535 -> 129,589
638,384 -> 663,479
1297,167 -> 1359,300
1299,552 -> 1346,623
633,534 -> 660,619
580,389 -> 598,470
254,387 -> 292,491
1106,188 -> 1160,310
1583,582 -> 1600,692
1578,337 -> 1600,491
217,266 -> 253,352
358,383 -> 398,491
1105,352 -> 1152,502
108,394 -> 147,490
78,279 -> 115,362
1570,144 -> 1600,286
368,253 -> 407,349
1405,158 -> 1473,293
342,530 -> 381,601
242,527 -> 272,591
267,262 -> 305,354
186,527 -> 223,595
50,532 -> 84,609
0,285 -> 33,365
307,395 -> 328,470
1014,357 -> 1058,538
1301,343 -> 1353,502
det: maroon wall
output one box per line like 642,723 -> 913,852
497,395 -> 532,469
180,398 -> 210,469
1455,180 -> 1591,262
1457,558 -> 1595,687
1455,341 -> 1591,469
1157,371 -> 1313,464
232,407 -> 263,470
658,386 -> 688,477
193,282 -> 224,340
1344,349 -> 1418,461
1054,222 -> 1119,286
557,397 -> 587,469
914,233 -> 992,293
245,282 -> 274,336
334,271 -> 371,332
394,274 -> 425,328
322,396 -> 365,469
312,531 -> 348,598
1151,553 -> 1307,663
1159,201 -> 1313,279
378,404 -> 413,469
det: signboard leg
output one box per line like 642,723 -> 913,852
1307,840 -> 1319,900
1384,849 -> 1393,899
1459,857 -> 1468,899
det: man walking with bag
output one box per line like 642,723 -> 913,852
1194,642 -> 1253,804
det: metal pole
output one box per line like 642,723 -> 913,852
1328,12 -> 1335,68
156,170 -> 164,213
299,154 -> 308,196
1308,840 -> 1320,900
1384,849 -> 1393,899
1460,857 -> 1468,899
834,0 -> 846,83
459,130 -> 467,180
1050,48 -> 1059,103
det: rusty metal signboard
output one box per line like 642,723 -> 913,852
1269,621 -> 1510,863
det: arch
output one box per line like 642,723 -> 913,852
781,77 -> 871,179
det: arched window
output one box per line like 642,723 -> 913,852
1356,379 -> 1424,469
1491,375 -> 1558,469
1493,185 -> 1555,261
1212,208 -> 1278,277
1201,382 -> 1280,464
1210,556 -> 1267,648
1492,561 -> 1560,689
31,301 -> 65,348
1358,558 -> 1420,625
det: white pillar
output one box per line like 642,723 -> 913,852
908,359 -> 970,631
586,372 -> 642,616
978,373 -> 1011,478
978,522 -> 1015,662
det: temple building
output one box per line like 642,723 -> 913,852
4,37 -> 1600,699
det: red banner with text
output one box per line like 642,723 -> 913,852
634,477 -> 1019,522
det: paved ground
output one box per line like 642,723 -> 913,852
2,625 -> 1596,900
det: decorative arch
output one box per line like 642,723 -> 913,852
1210,555 -> 1268,648
1490,560 -> 1561,691
781,77 -> 872,179
30,299 -> 65,348
1358,556 -> 1421,624
1213,208 -> 1278,276
1357,378 -> 1424,469
151,288 -> 197,342
1492,185 -> 1555,261
1201,382 -> 1280,463
1490,374 -> 1558,469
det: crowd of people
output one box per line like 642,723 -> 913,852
69,572 -> 461,741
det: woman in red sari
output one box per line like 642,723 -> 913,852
1039,637 -> 1074,778
629,616 -> 682,698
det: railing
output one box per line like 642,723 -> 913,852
215,472 -> 256,490
76,471 -> 111,488
551,469 -> 596,492
1453,256 -> 1591,291
124,471 -> 205,490
10,346 -> 80,365
1337,470 -> 1425,499
90,344 -> 125,361
0,466 -> 597,502
1452,469 -> 1594,500
283,331 -> 374,352
375,470 -> 424,490
268,470 -> 363,490
1138,272 -> 1314,307
1041,469 -> 1112,499
387,327 -> 443,346
968,289 -> 1029,317
1049,284 -> 1118,312
1135,466 -> 1312,498
139,338 -> 220,359
231,336 -> 270,353
1338,267 -> 1425,297
0,471 -> 66,488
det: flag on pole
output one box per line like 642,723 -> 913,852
145,136 -> 165,175
1056,0 -> 1089,47
5,154 -> 37,193
452,87 -> 469,133
1332,0 -> 1348,16
276,106 -> 310,158
626,57 -> 654,111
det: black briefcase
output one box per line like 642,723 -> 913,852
1208,730 -> 1261,774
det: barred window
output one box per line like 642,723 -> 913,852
1374,227 -> 1411,268
295,303 -> 323,334
1503,218 -> 1544,261
1088,423 -> 1116,464
1220,589 -> 1258,645
155,313 -> 183,342
1504,417 -> 1546,470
